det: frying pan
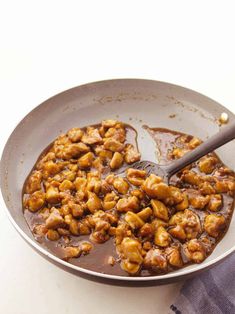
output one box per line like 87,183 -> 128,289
1,79 -> 235,286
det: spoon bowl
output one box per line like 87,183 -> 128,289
118,160 -> 169,182
122,120 -> 235,183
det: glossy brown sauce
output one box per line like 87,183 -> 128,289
23,124 -> 140,277
144,126 -> 234,247
23,124 -> 235,276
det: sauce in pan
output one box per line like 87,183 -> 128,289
22,120 -> 235,276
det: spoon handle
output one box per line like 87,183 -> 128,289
165,119 -> 235,178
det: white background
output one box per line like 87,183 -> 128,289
0,1 -> 235,314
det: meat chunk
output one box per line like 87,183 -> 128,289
80,241 -> 93,254
110,152 -> 124,169
105,127 -> 126,143
90,219 -> 110,243
119,237 -> 143,274
103,191 -> 119,210
59,180 -> 74,191
86,191 -> 102,213
107,256 -> 116,266
155,184 -> 176,203
33,224 -> 47,237
142,175 -> 171,201
74,177 -> 87,192
207,194 -> 222,212
115,222 -> 132,245
124,212 -> 144,230
165,246 -> 183,267
151,199 -> 169,222
181,170 -> 202,186
215,178 -> 235,193
68,218 -> 80,235
71,203 -> 84,217
171,147 -> 189,159
61,143 -> 90,160
63,246 -> 81,259
36,152 -> 56,170
67,127 -> 84,142
139,223 -> 154,238
102,119 -> 119,128
154,226 -> 171,247
116,196 -> 139,212
47,229 -> 60,241
86,175 -> 102,194
113,177 -> 129,194
137,207 -> 152,221
142,174 -> 162,197
188,137 -> 202,149
131,189 -> 145,200
151,218 -> 168,231
183,239 -> 206,263
78,152 -> 94,169
175,193 -> 189,211
199,181 -> 215,195
46,186 -> 61,204
26,191 -> 45,212
124,144 -> 141,163
95,147 -> 113,161
204,214 -> 226,237
43,160 -> 61,178
165,186 -> 184,205
199,156 -> 217,174
45,208 -> 64,229
169,209 -> 201,241
64,214 -> 90,236
90,215 -> 110,243
187,190 -> 210,210
82,127 -> 103,145
143,248 -> 167,272
103,138 -> 125,152
25,170 -> 42,193
92,157 -> 104,173
126,168 -> 146,186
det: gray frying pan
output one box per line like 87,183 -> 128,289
1,79 -> 235,286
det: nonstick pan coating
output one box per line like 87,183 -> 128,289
1,79 -> 235,286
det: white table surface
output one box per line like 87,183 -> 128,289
0,2 -> 235,314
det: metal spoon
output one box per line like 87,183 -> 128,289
122,120 -> 235,183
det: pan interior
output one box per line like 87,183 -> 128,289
1,79 -> 235,281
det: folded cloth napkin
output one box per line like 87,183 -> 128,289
170,253 -> 235,314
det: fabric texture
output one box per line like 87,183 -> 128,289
170,253 -> 235,314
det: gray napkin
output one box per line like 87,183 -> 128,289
170,253 -> 235,314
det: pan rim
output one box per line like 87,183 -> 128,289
1,78 -> 235,282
